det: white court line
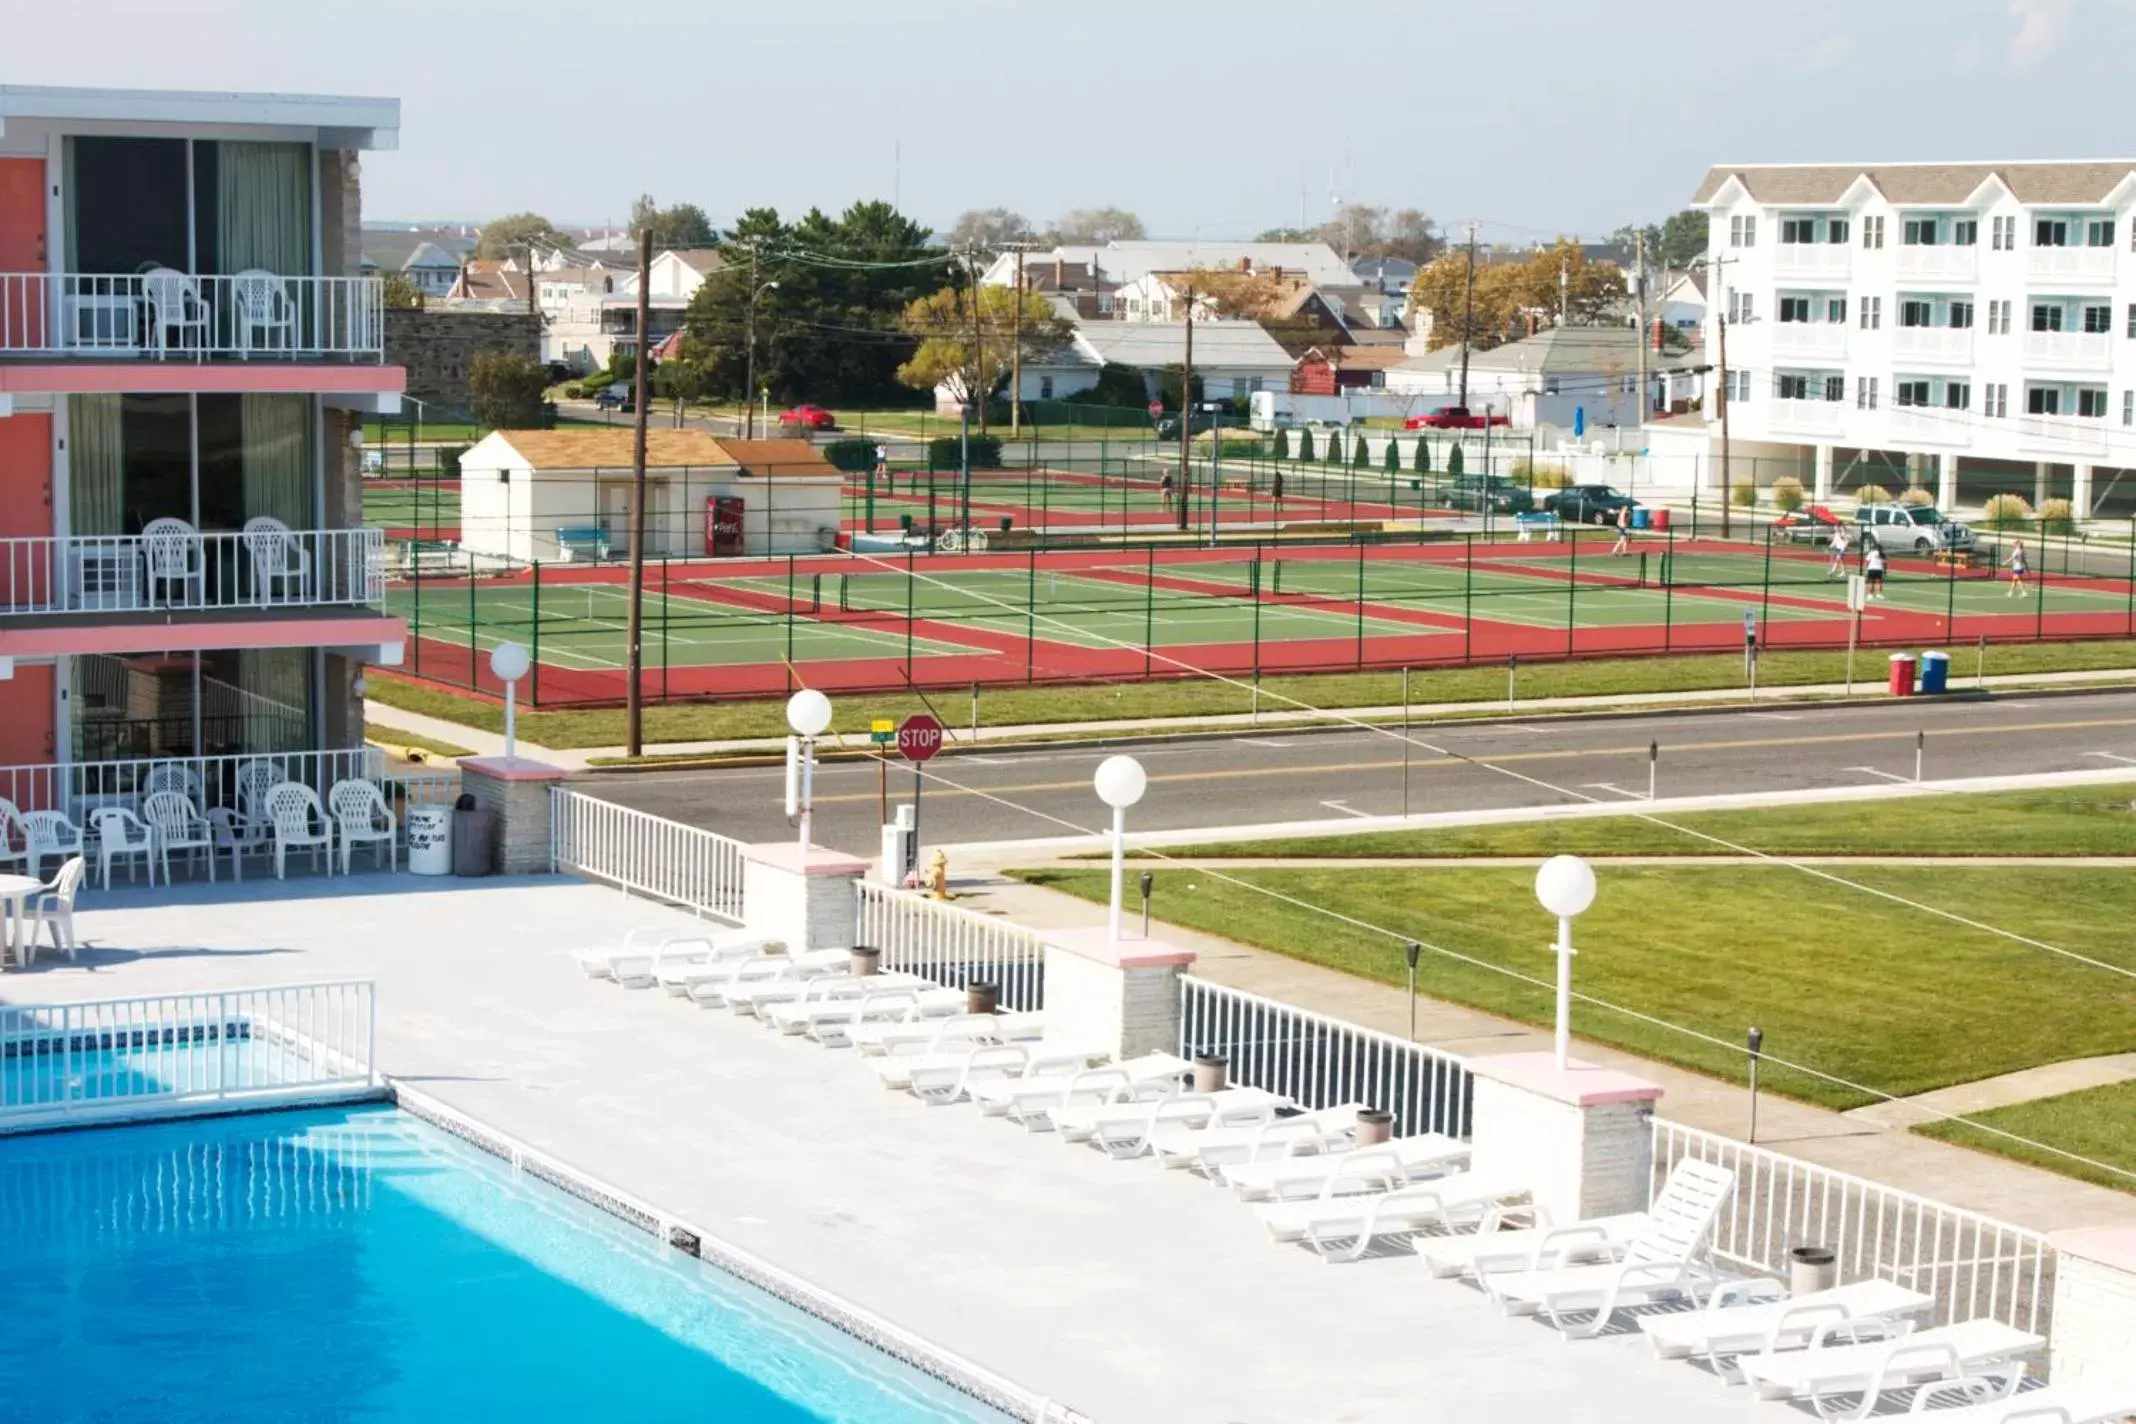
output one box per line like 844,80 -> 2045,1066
1318,800 -> 1374,819
1847,765 -> 1913,784
1582,782 -> 1645,800
2084,751 -> 2136,765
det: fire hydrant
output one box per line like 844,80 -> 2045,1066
925,848 -> 953,901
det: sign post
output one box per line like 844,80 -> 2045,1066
1743,607 -> 1759,698
896,713 -> 945,878
1844,574 -> 1867,695
869,718 -> 896,824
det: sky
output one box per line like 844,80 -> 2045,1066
7,0 -> 2135,244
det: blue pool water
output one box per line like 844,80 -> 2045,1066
1,1027 -> 310,1109
0,1107 -> 1007,1422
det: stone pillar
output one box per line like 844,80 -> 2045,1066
1813,444 -> 1834,503
457,756 -> 567,874
2048,1225 -> 2136,1382
2072,462 -> 2093,519
1043,927 -> 1196,1060
1904,451 -> 1926,492
321,652 -> 363,750
1467,1053 -> 1665,1227
2035,461 -> 2053,508
1937,452 -> 1958,513
742,843 -> 870,952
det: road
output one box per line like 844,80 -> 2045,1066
574,688 -> 2136,853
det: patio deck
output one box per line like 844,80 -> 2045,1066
7,873 -> 1795,1421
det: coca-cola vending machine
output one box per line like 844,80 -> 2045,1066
705,495 -> 745,556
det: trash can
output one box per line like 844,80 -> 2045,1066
1888,652 -> 1918,697
1631,507 -> 1651,529
1650,508 -> 1672,532
1790,1244 -> 1838,1296
1919,650 -> 1950,694
451,798 -> 495,877
406,806 -> 452,876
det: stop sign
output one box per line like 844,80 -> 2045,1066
896,713 -> 945,762
1147,400 -> 1164,420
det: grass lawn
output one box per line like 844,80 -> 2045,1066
1008,864 -> 2136,1119
1917,1082 -> 2136,1192
365,638 -> 2136,751
1149,787 -> 2136,860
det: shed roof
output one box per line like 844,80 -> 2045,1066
464,429 -> 841,476
1693,161 -> 2136,207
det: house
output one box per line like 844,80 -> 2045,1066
1691,158 -> 2136,513
1653,268 -> 1707,333
534,263 -> 685,372
360,228 -> 473,297
1013,257 -> 1119,319
981,240 -> 1355,292
456,430 -> 842,563
1349,256 -> 1417,295
444,258 -> 530,309
0,83 -> 405,787
632,248 -> 724,301
1385,325 -> 1701,430
992,319 -> 1298,407
1291,345 -> 1411,395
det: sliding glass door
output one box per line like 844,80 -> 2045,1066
66,136 -> 312,278
69,649 -> 315,763
67,393 -> 316,536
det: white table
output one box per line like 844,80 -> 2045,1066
0,873 -> 41,969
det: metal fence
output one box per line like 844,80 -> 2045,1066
1650,1119 -> 2053,1337
1176,976 -> 1473,1139
549,787 -> 747,923
856,881 -> 1046,1011
0,982 -> 380,1130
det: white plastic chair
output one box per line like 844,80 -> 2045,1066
262,782 -> 334,879
140,266 -> 209,355
142,790 -> 217,883
24,856 -> 84,963
141,761 -> 204,806
0,796 -> 26,875
205,806 -> 270,883
242,516 -> 313,604
233,758 -> 287,822
86,807 -> 157,890
20,809 -> 85,880
140,516 -> 205,606
328,778 -> 397,873
231,268 -> 296,356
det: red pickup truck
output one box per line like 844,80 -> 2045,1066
1404,406 -> 1511,431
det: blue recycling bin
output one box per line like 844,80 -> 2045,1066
1631,508 -> 1651,529
1919,650 -> 1950,694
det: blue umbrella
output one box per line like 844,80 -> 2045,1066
1573,405 -> 1586,438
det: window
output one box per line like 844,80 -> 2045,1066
2125,391 -> 2133,426
1728,290 -> 1755,323
1777,373 -> 1810,399
2036,218 -> 2070,247
1730,214 -> 1757,248
1896,380 -> 1932,407
1859,295 -> 1882,330
2028,387 -> 2062,415
1992,216 -> 2016,250
1985,383 -> 2008,417
1900,299 -> 1934,327
1856,376 -> 1880,409
2128,303 -> 2136,337
1827,296 -> 1848,323
2033,304 -> 2065,332
1862,215 -> 1886,249
1987,299 -> 2012,335
1953,219 -> 1979,246
1781,218 -> 1817,244
1824,375 -> 1847,402
1727,369 -> 1752,402
2079,387 -> 2109,418
2089,219 -> 2116,247
1827,218 -> 1850,244
1039,376 -> 1054,399
1945,382 -> 1970,410
1778,296 -> 1811,322
2085,304 -> 2114,334
1949,300 -> 1974,329
1903,218 -> 1939,246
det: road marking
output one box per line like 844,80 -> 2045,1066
1847,765 -> 1913,784
1583,782 -> 1645,800
1745,713 -> 1803,721
2085,751 -> 2136,765
1236,739 -> 1293,749
1319,800 -> 1374,818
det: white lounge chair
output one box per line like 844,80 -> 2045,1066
1638,1276 -> 1934,1375
723,966 -> 886,1016
850,1010 -> 1043,1057
865,1039 -> 1107,1102
1225,1133 -> 1471,1203
1481,1159 -> 1737,1336
1418,1208 -> 1649,1281
1256,1170 -> 1533,1262
570,926 -> 747,982
611,930 -> 781,989
681,948 -> 850,1008
1901,1373 -> 2136,1423
966,1052 -> 1191,1129
1735,1318 -> 2046,1420
794,987 -> 966,1046
759,978 -> 939,1036
1053,1087 -> 1291,1158
1149,1102 -> 1370,1179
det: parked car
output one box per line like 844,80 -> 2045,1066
1774,505 -> 1845,544
1406,406 -> 1511,430
1445,473 -> 1534,516
1854,502 -> 1975,554
778,404 -> 838,431
1542,483 -> 1640,525
1155,412 -> 1218,440
594,384 -> 633,412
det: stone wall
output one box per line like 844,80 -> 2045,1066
319,150 -> 360,279
385,309 -> 542,409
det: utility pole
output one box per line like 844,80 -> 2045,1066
1010,244 -> 1027,438
1635,229 -> 1649,427
1457,223 -> 1478,411
1177,281 -> 1195,532
1717,310 -> 1733,540
743,241 -> 759,441
624,227 -> 653,757
1558,256 -> 1569,326
961,247 -> 980,532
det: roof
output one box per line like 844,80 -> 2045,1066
668,248 -> 726,274
1393,324 -> 1698,376
449,260 -> 528,303
1068,320 -> 1296,372
1350,256 -> 1417,286
1298,345 -> 1410,371
360,231 -> 472,273
1693,160 -> 2136,207
0,85 -> 398,148
714,439 -> 840,478
464,430 -> 841,476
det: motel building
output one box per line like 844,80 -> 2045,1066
1690,161 -> 2136,516
0,85 -> 407,815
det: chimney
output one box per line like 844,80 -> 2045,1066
1054,257 -> 1064,287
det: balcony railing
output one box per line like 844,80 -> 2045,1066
1771,244 -> 1851,280
0,528 -> 385,617
0,272 -> 383,361
1888,407 -> 1969,445
2025,246 -> 2116,282
1894,246 -> 1979,282
2021,329 -> 2112,369
1770,322 -> 1849,360
1891,326 -> 1974,363
2019,414 -> 2111,456
1768,398 -> 1847,436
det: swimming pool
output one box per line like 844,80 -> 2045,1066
0,1106 -> 1012,1422
0,1021 -> 313,1109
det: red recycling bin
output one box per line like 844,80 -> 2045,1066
1650,507 -> 1671,532
1888,652 -> 1917,697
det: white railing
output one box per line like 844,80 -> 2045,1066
1772,244 -> 1852,280
1177,976 -> 1472,1140
0,747 -> 382,821
0,981 -> 381,1130
2021,329 -> 2112,369
1768,398 -> 1848,437
856,880 -> 1046,1011
549,788 -> 746,923
1895,246 -> 1979,282
2018,414 -> 2111,456
0,271 -> 383,360
1651,1120 -> 2053,1337
1770,322 -> 1849,360
2025,246 -> 2117,283
0,528 -> 386,617
1891,326 -> 1974,363
1887,407 -> 1971,445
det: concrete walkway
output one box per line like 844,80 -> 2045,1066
1006,854 -> 2136,870
1848,1054 -> 2136,1130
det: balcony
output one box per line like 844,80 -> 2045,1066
2021,329 -> 2112,370
1770,322 -> 1850,361
1771,244 -> 1852,281
2024,247 -> 2116,283
0,528 -> 385,618
0,272 -> 383,362
2019,414 -> 2110,456
1887,407 -> 1969,445
1894,246 -> 1978,282
1769,398 -> 1847,437
1891,326 -> 1974,363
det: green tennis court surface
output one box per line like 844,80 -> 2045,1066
364,482 -> 460,527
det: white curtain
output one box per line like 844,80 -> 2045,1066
69,394 -> 125,535
241,394 -> 313,527
234,649 -> 311,754
217,142 -> 311,275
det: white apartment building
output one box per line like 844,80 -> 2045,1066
1695,161 -> 2136,515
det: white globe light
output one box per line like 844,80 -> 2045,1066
786,688 -> 833,737
489,641 -> 531,683
1535,854 -> 1597,919
1093,754 -> 1147,809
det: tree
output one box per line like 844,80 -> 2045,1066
653,341 -> 717,425
468,352 -> 550,429
1414,434 -> 1431,474
947,208 -> 1030,258
1274,427 -> 1290,460
380,272 -> 423,309
1260,205 -> 1443,263
1447,444 -> 1465,477
895,283 -> 1075,429
1408,240 -> 1625,352
1659,210 -> 1710,269
1383,437 -> 1400,475
1297,428 -> 1315,461
1504,239 -> 1626,326
1047,207 -> 1146,244
476,211 -> 567,260
1381,209 -> 1445,264
629,194 -> 716,250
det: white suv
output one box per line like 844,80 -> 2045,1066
1853,503 -> 1975,555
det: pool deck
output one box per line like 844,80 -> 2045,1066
6,875 -> 1865,1421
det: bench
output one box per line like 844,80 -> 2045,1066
1515,512 -> 1561,542
1933,548 -> 1976,571
556,527 -> 611,561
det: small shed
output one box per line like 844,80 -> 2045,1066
455,430 -> 843,563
